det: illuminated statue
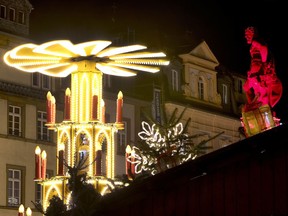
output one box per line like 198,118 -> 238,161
241,27 -> 282,137
243,26 -> 282,111
4,40 -> 169,211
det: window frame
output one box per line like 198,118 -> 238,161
8,104 -> 22,137
9,7 -> 15,21
18,11 -> 25,24
117,118 -> 130,155
6,164 -> 26,207
42,75 -> 51,90
32,73 -> 51,90
32,73 -> 41,88
171,69 -> 179,91
35,169 -> 53,204
37,110 -> 50,141
0,5 -> 6,19
103,74 -> 111,88
222,84 -> 228,104
237,79 -> 243,94
198,77 -> 204,100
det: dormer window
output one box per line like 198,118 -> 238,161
9,8 -> 15,21
18,11 -> 25,24
198,77 -> 204,100
0,5 -> 6,18
171,69 -> 179,91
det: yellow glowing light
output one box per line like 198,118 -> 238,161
109,51 -> 166,59
65,88 -> 71,96
59,143 -> 65,151
118,91 -> 123,99
41,150 -> 47,159
46,91 -> 52,100
18,204 -> 24,213
26,207 -> 32,216
126,145 -> 131,154
97,45 -> 147,57
35,146 -> 41,155
4,40 -> 169,77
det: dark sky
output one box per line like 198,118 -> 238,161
28,0 -> 288,121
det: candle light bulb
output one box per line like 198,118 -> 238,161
125,145 -> 131,154
65,88 -> 71,96
41,150 -> 47,159
46,91 -> 52,100
35,146 -> 41,155
18,204 -> 24,213
26,207 -> 32,216
118,91 -> 123,99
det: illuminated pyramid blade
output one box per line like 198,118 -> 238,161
4,40 -> 169,77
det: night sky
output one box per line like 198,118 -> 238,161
28,0 -> 288,121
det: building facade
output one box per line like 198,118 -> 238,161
0,0 -> 247,215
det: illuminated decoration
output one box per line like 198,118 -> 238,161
18,204 -> 24,216
58,143 -> 65,176
34,146 -> 41,180
64,88 -> 71,120
241,26 -> 282,137
26,207 -> 32,216
127,120 -> 220,176
41,150 -> 47,180
125,145 -> 133,180
4,40 -> 169,211
116,91 -> 123,123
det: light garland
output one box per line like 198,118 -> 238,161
127,121 -> 207,176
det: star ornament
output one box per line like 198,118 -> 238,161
3,40 -> 170,77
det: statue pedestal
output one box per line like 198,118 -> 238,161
241,104 -> 276,137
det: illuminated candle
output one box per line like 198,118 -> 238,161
92,94 -> 98,120
131,149 -> 136,176
26,207 -> 32,216
125,145 -> 132,177
101,99 -> 105,123
35,146 -> 41,179
41,150 -> 47,180
18,204 -> 24,216
65,88 -> 71,120
116,91 -> 123,123
58,143 -> 65,176
51,96 -> 56,123
46,91 -> 52,123
95,150 -> 102,175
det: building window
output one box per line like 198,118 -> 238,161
7,165 -> 25,207
171,69 -> 179,91
32,73 -> 51,90
237,79 -> 243,93
37,111 -> 50,141
18,11 -> 24,24
35,170 -> 53,204
42,75 -> 51,89
9,105 -> 22,137
32,73 -> 40,88
9,8 -> 15,21
0,5 -> 6,18
198,77 -> 204,100
103,74 -> 111,88
222,84 -> 228,104
117,122 -> 127,155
